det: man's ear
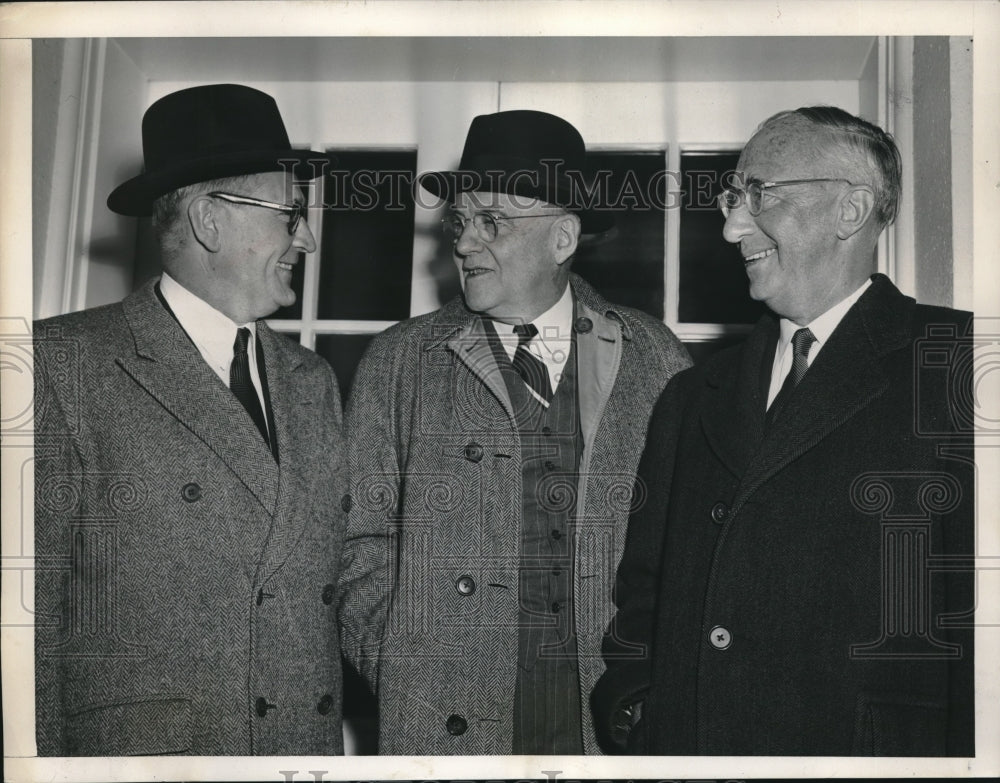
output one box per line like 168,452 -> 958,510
836,186 -> 876,240
188,195 -> 222,253
553,213 -> 580,265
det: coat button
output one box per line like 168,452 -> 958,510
317,694 -> 334,715
541,426 -> 552,436
551,601 -> 562,613
341,493 -> 353,512
710,501 -> 729,524
464,442 -> 484,463
322,583 -> 335,605
256,588 -> 265,606
181,482 -> 202,502
551,529 -> 562,540
544,460 -> 556,471
573,316 -> 593,334
456,575 -> 476,596
255,697 -> 276,717
709,625 -> 732,650
446,714 -> 468,735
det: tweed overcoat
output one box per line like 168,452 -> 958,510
594,275 -> 975,756
34,279 -> 348,756
338,274 -> 691,754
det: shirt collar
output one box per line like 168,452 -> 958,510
159,271 -> 256,372
490,284 -> 573,353
777,277 -> 872,355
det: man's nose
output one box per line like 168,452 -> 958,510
294,216 -> 317,254
722,205 -> 756,244
453,219 -> 482,255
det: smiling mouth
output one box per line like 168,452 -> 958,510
463,267 -> 492,278
743,248 -> 776,266
276,260 -> 296,273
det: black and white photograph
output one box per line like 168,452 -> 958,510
1,1 -> 998,781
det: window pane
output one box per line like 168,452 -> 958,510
678,151 -> 764,325
573,151 -> 666,320
317,150 -> 416,320
315,333 -> 377,402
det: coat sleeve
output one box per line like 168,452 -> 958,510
336,330 -> 405,693
591,369 -> 690,753
33,333 -> 84,756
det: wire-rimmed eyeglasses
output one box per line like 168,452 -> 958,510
441,211 -> 566,243
717,177 -> 857,218
207,191 -> 307,235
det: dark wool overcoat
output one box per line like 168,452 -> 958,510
594,274 -> 975,756
34,279 -> 348,756
338,274 -> 691,754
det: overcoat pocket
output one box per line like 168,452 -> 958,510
852,692 -> 948,756
66,695 -> 192,755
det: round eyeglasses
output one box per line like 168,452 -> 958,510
717,177 -> 857,218
207,191 -> 307,235
441,211 -> 566,243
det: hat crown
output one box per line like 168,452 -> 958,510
141,84 -> 292,172
458,110 -> 586,171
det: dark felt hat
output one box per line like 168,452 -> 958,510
107,84 -> 335,216
418,110 -> 614,234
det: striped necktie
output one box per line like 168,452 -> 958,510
230,327 -> 271,447
511,323 -> 553,407
766,327 -> 816,427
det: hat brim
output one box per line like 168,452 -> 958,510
418,169 -> 615,234
107,148 -> 338,217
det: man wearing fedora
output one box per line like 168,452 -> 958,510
338,110 -> 690,754
34,84 -> 348,755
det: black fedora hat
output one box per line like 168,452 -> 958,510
418,110 -> 614,234
107,84 -> 336,216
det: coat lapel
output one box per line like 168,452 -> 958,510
700,317 -> 777,480
730,275 -> 911,512
252,325 -> 316,587
116,282 -> 279,513
574,297 -> 624,449
445,314 -> 514,420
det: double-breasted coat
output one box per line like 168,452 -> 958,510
34,279 -> 348,756
338,274 -> 691,754
594,275 -> 975,756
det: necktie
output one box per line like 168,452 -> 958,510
230,327 -> 270,447
511,323 -> 554,407
766,327 -> 816,427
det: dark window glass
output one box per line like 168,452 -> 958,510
317,149 -> 416,320
573,151 -> 667,320
315,333 -> 377,402
271,183 -> 311,320
678,151 -> 765,325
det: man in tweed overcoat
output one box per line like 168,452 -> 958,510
338,111 -> 691,754
34,85 -> 348,755
593,107 -> 975,756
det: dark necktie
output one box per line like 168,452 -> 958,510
511,323 -> 554,407
765,327 -> 816,427
230,327 -> 270,447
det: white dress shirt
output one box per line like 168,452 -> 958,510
767,278 -> 872,409
491,284 -> 574,392
159,272 -> 269,436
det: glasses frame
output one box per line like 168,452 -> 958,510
441,210 -> 567,243
206,191 -> 307,235
718,177 -> 858,217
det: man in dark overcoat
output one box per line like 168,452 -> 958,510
34,84 -> 348,755
338,110 -> 691,754
593,106 -> 975,756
